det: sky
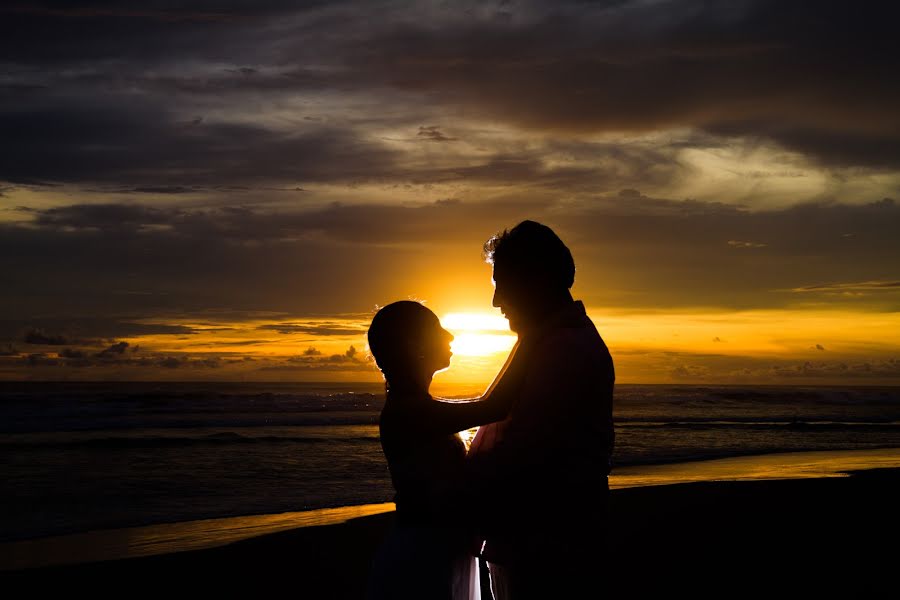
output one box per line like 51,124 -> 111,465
1,0 -> 899,387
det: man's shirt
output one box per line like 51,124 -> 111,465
467,300 -> 615,561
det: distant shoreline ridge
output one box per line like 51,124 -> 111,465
3,447 -> 899,572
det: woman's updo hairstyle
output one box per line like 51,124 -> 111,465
367,300 -> 436,387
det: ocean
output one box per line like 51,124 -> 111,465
2,381 -> 899,543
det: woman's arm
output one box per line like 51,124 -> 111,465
421,341 -> 530,435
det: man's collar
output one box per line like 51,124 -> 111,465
519,299 -> 586,343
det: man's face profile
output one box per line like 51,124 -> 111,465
492,264 -> 531,333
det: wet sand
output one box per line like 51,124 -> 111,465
3,455 -> 898,597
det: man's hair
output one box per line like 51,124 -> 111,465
483,220 -> 575,289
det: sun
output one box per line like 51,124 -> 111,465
441,312 -> 516,357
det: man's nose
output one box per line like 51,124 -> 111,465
492,287 -> 501,308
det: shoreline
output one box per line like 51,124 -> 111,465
3,467 -> 897,597
3,446 -> 899,573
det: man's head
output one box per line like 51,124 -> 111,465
483,220 -> 575,333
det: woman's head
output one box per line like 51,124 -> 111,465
367,301 -> 454,389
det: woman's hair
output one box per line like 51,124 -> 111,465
367,300 -> 437,387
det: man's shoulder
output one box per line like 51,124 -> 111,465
525,323 -> 612,385
541,311 -> 610,356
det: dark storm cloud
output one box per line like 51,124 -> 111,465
153,355 -> 222,369
789,281 -> 900,294
727,240 -> 767,249
0,318 -> 197,343
769,359 -> 900,379
33,203 -> 174,230
3,195 -> 898,321
0,95 -> 685,189
98,341 -> 130,356
405,139 -> 686,190
16,198 -> 540,243
0,103 -> 400,186
705,122 -> 900,170
337,0 -> 900,168
556,196 -> 900,309
257,323 -> 367,336
259,345 -> 371,372
417,126 -> 457,142
0,203 -> 435,321
634,348 -> 900,382
23,329 -> 71,345
15,194 -> 900,260
46,341 -> 132,367
128,186 -> 198,194
26,353 -> 58,366
17,331 -> 228,369
1,0 -> 897,191
0,1 -> 336,63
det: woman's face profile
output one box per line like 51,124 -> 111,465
418,315 -> 454,375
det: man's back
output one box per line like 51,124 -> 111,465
476,220 -> 616,595
505,300 -> 614,482
469,300 -> 614,568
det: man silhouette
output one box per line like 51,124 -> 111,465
467,220 -> 615,599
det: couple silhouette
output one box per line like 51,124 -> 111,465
366,221 -> 615,600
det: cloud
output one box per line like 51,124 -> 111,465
33,203 -> 175,231
257,323 -> 367,336
35,340 -> 144,367
1,0 -> 895,197
158,357 -> 183,369
23,349 -> 225,370
3,319 -> 197,341
336,1 -> 900,169
769,359 -> 900,379
728,240 -> 767,249
12,197 -> 542,245
291,344 -> 365,364
26,353 -> 58,366
417,126 -> 457,142
2,196 -> 898,323
127,186 -> 198,194
24,329 -> 71,345
1,6 -> 240,23
0,103 -> 401,186
616,348 -> 900,383
671,364 -> 712,379
789,281 -> 900,293
98,341 -> 130,356
261,344 -> 372,372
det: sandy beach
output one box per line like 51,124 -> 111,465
3,449 -> 898,597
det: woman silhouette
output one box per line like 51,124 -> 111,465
365,300 -> 523,600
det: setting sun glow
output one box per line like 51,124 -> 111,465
442,313 -> 516,357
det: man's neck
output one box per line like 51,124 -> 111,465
519,293 -> 575,337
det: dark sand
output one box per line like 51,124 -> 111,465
4,468 -> 897,597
